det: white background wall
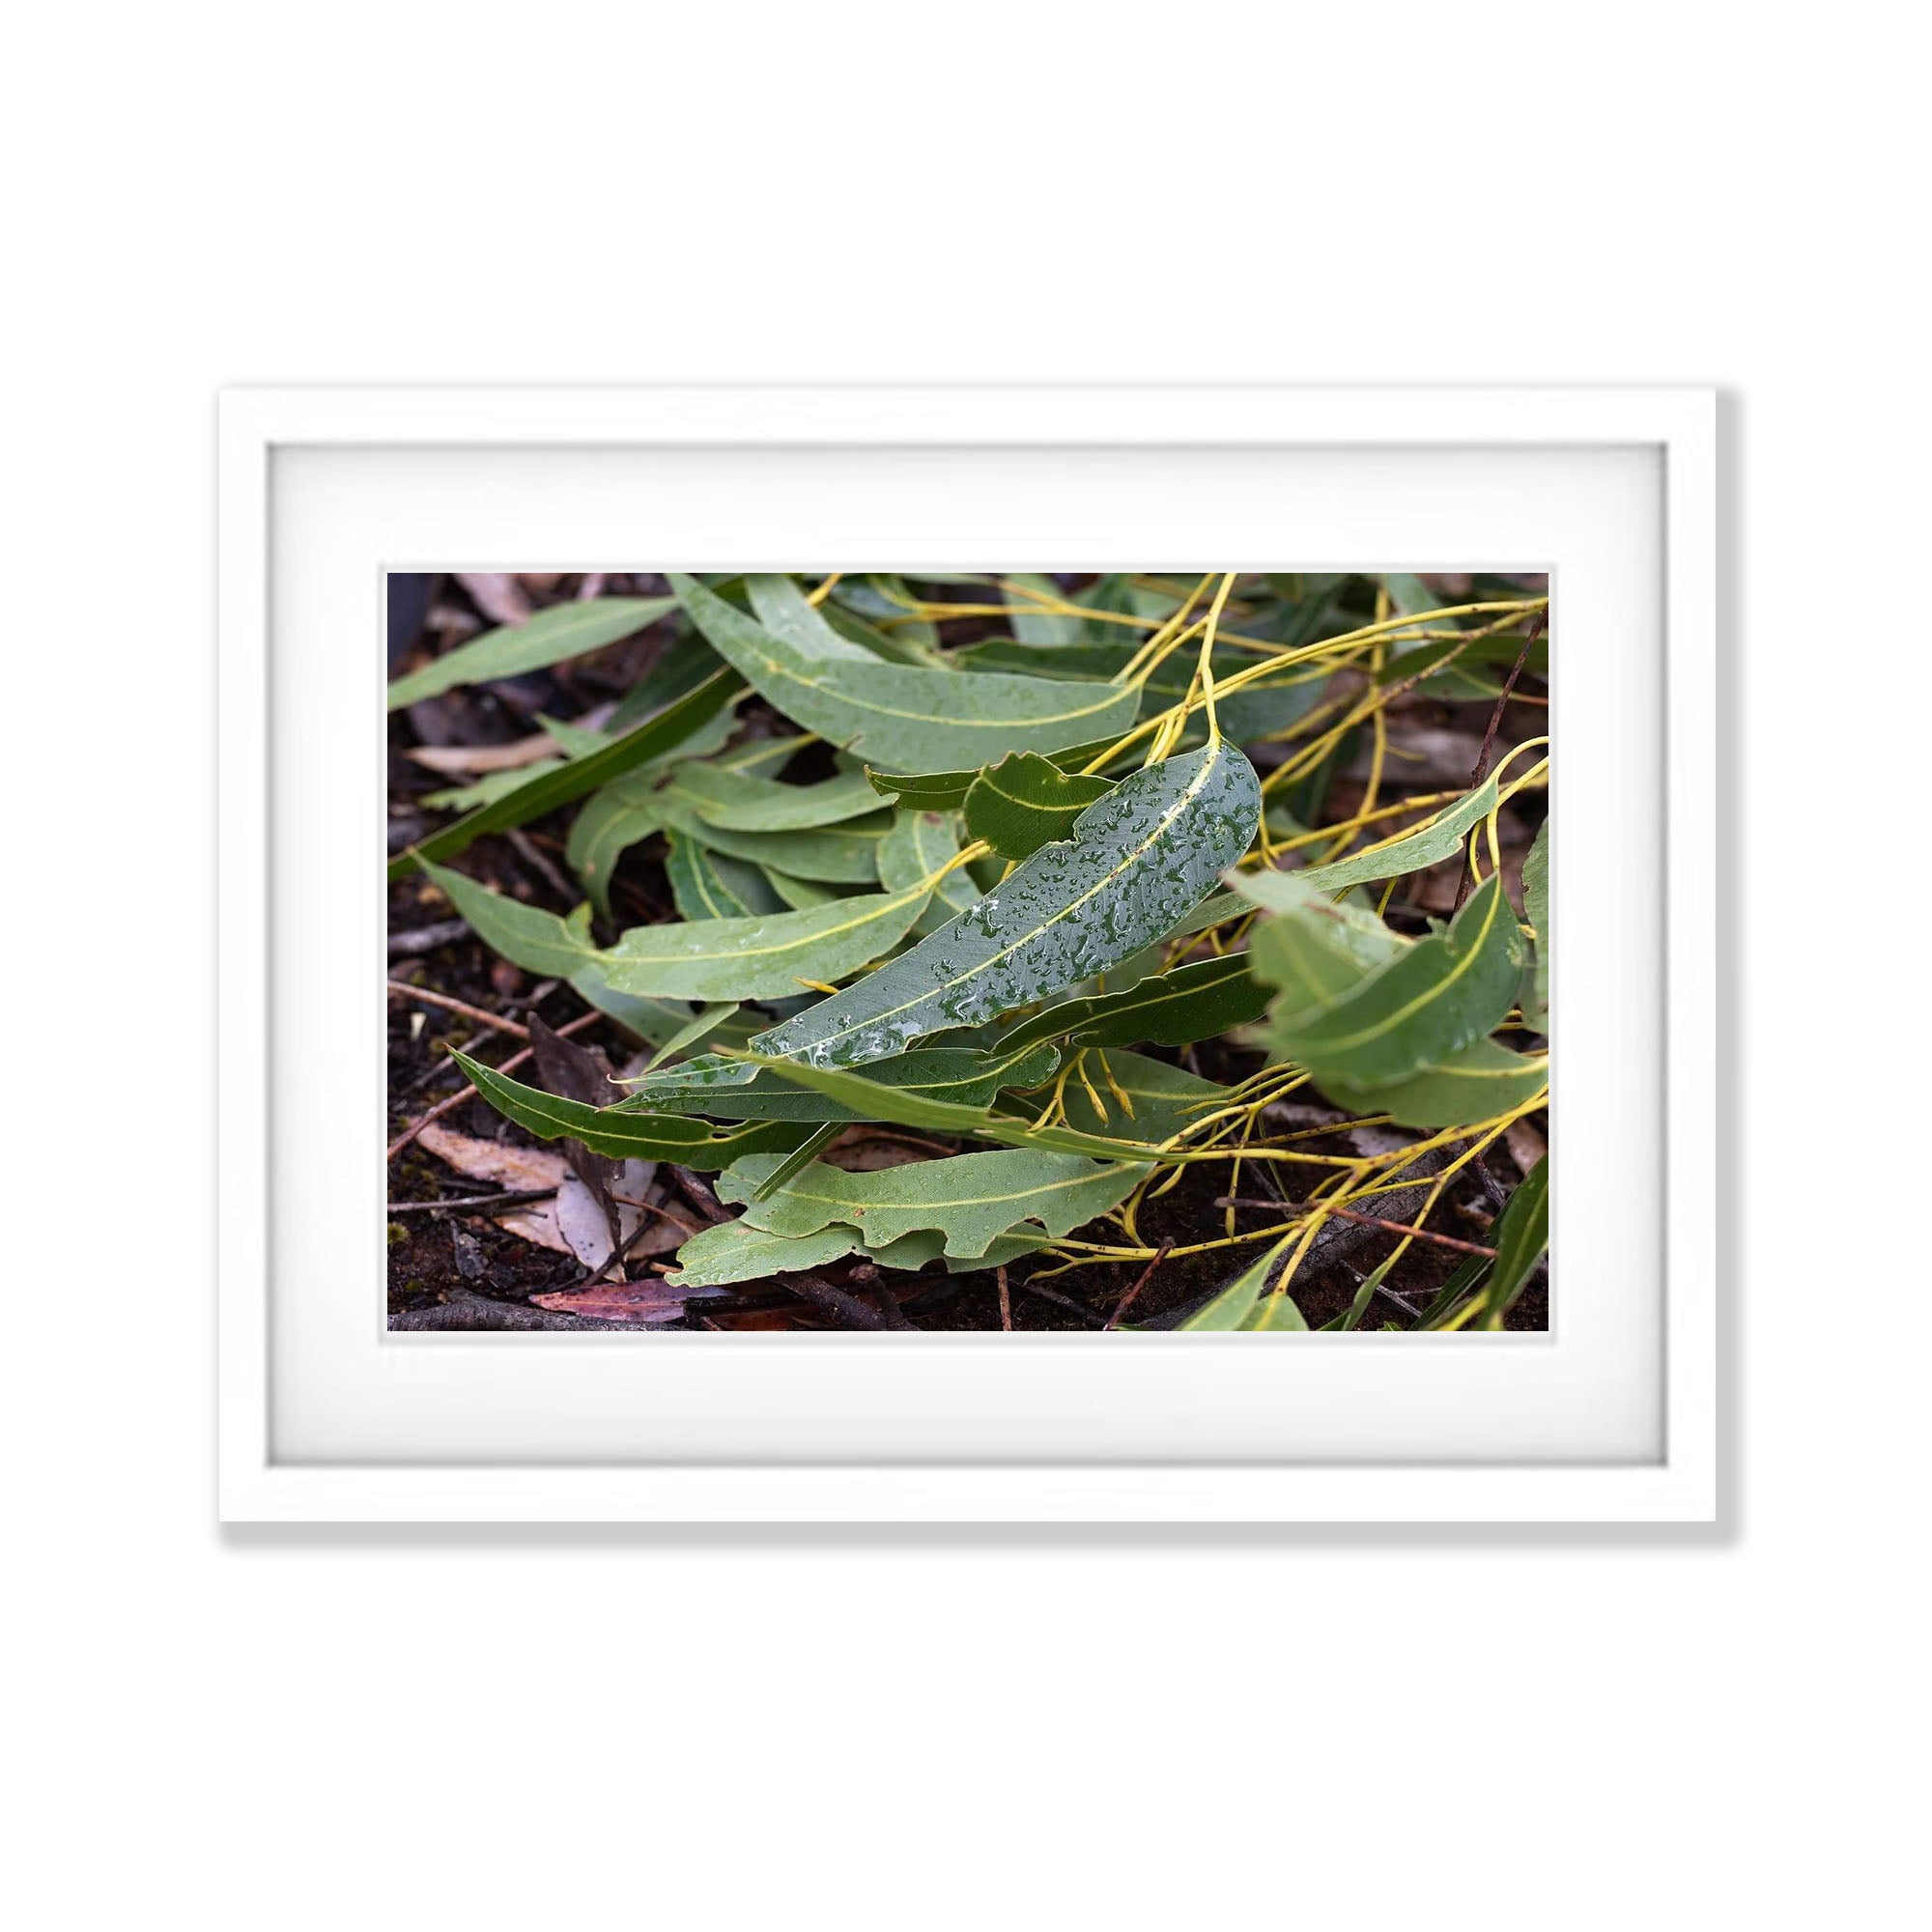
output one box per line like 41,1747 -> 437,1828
5,6 -> 1922,1927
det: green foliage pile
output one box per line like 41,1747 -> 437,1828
394,569 -> 1549,1329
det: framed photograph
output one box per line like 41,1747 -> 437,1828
218,384 -> 1716,1522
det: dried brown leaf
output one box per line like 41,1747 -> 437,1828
417,1123 -> 570,1192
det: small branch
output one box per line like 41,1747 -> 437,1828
1454,612 -> 1546,914
996,1264 -> 1012,1332
1104,1237 -> 1174,1330
386,1188 -> 556,1214
388,920 -> 470,958
781,1271 -> 893,1331
386,1010 -> 601,1161
1216,1198 -> 1496,1260
387,979 -> 531,1039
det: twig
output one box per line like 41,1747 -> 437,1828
781,1272 -> 893,1331
996,1264 -> 1012,1332
1013,1277 -> 1107,1329
385,1188 -> 557,1214
388,920 -> 470,958
507,825 -> 581,907
1105,1237 -> 1173,1330
1216,1198 -> 1496,1259
386,1010 -> 601,1160
1453,612 -> 1545,913
668,1166 -> 729,1225
386,980 -> 531,1039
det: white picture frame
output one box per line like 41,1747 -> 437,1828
218,384 -> 1716,1524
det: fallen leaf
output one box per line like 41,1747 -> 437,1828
1505,1120 -> 1548,1176
492,1203 -> 573,1255
554,1158 -> 662,1270
408,732 -> 559,777
531,1279 -> 712,1323
417,1123 -> 570,1192
457,572 -> 536,626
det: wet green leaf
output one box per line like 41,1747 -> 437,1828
1259,874 -> 1523,1089
963,752 -> 1119,860
603,883 -> 930,1001
671,573 -> 1140,769
386,596 -> 675,711
878,809 -> 980,936
753,739 -> 1262,1067
1001,953 -> 1270,1054
723,1147 -> 1141,1260
447,1050 -> 805,1169
1288,774 -> 1498,894
864,740 -> 1119,813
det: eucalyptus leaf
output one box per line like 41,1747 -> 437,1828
1288,774 -> 1498,895
618,1039 -> 1061,1122
753,739 -> 1262,1067
865,740 -> 1119,812
723,1148 -> 1141,1260
673,764 -> 884,832
448,1051 -> 806,1169
763,868 -> 838,910
667,1220 -> 871,1288
727,1050 -> 1173,1162
603,883 -> 930,1001
1050,1049 -> 1229,1146
565,961 -> 758,1051
1317,1037 -> 1549,1127
1177,1234 -> 1307,1332
1475,1155 -> 1549,1321
666,834 -> 782,921
388,664 -> 746,882
878,809 -> 980,936
419,858 -> 597,979
1522,817 -> 1549,1033
657,790 -> 891,884
744,573 -> 874,661
385,596 -> 674,711
1001,953 -> 1270,1055
671,573 -> 1140,769
1001,572 -> 1083,645
963,752 -> 1119,860
1259,873 -> 1523,1089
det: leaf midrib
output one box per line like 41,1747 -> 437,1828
797,742 -> 1232,1058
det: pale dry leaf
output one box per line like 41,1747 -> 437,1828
417,1122 -> 570,1192
554,1157 -> 661,1270
408,732 -> 558,777
1504,1120 -> 1548,1177
456,572 -> 535,626
493,1203 -> 572,1255
530,1279 -> 712,1323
